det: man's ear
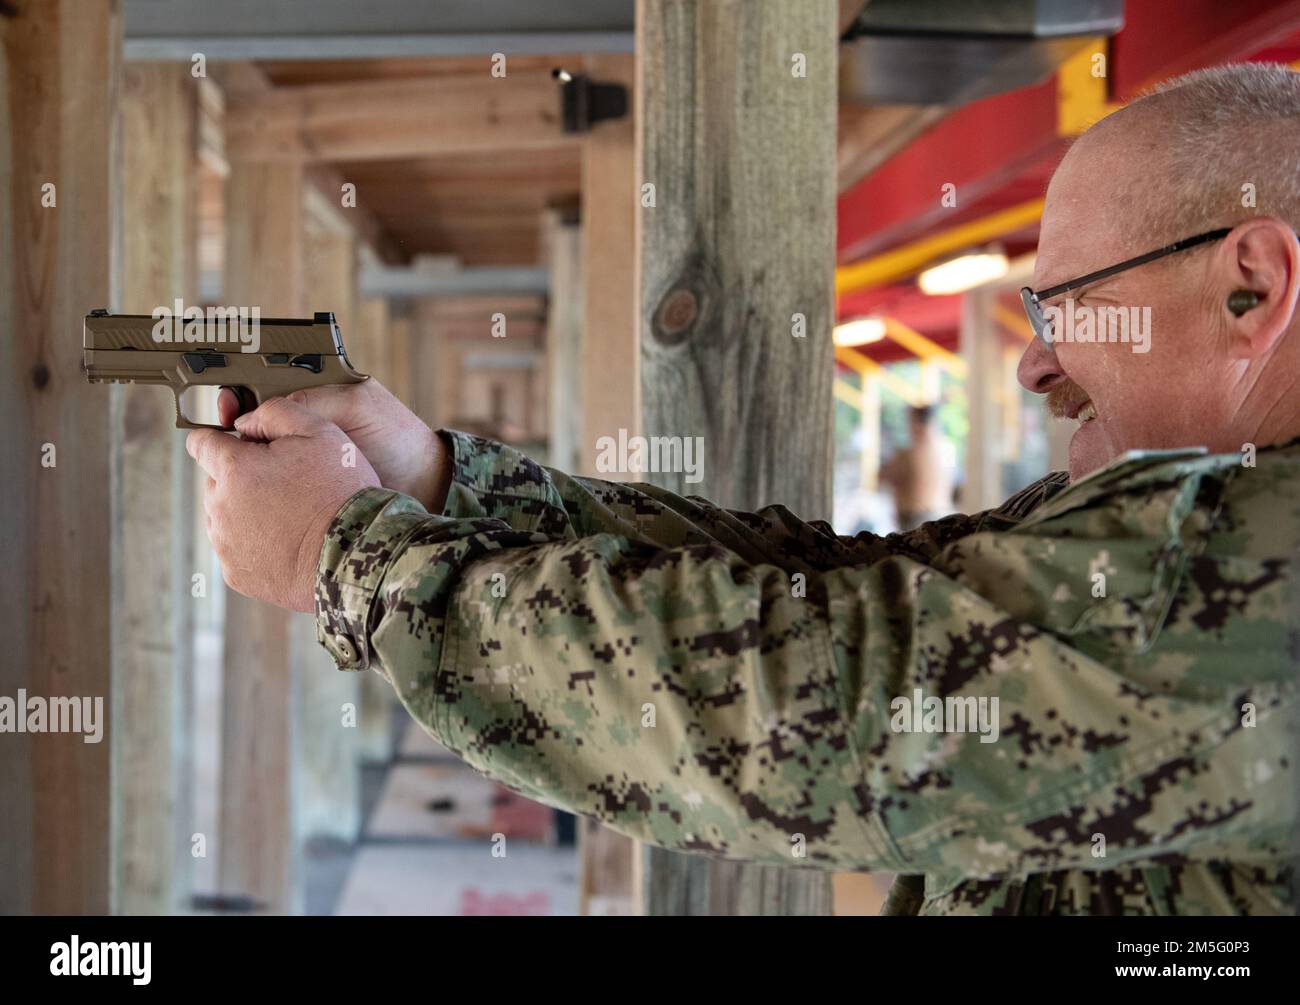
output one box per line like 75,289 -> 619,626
1221,218 -> 1300,359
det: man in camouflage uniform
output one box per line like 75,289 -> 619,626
190,64 -> 1300,914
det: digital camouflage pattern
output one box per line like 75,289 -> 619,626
316,431 -> 1300,916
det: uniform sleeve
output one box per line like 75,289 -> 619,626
436,429 -> 1067,570
315,435 -> 1298,878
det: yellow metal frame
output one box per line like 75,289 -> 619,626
835,345 -> 928,407
882,318 -> 966,378
835,199 -> 1044,298
832,378 -> 864,409
1057,37 -> 1125,137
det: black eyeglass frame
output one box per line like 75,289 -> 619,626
1019,227 -> 1235,345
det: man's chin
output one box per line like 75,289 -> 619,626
1067,421 -> 1110,482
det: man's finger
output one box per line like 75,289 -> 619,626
233,394 -> 334,443
217,387 -> 242,429
186,428 -> 246,480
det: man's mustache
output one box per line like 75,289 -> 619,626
1045,379 -> 1088,418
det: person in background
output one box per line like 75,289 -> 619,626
879,404 -> 957,530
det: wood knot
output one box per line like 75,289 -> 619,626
31,362 -> 50,390
653,288 -> 698,345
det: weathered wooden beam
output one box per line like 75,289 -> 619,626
337,145 -> 581,211
579,52 -> 639,473
305,164 -> 408,266
352,296 -> 400,763
294,211 -> 363,846
386,311 -> 417,411
636,0 -> 837,916
219,160 -> 302,914
422,294 -> 547,322
0,0 -> 119,915
226,71 -> 575,163
216,61 -> 408,267
387,232 -> 545,267
413,299 -> 455,432
456,345 -> 548,438
543,208 -> 585,474
353,298 -> 394,394
960,285 -> 1004,512
569,51 -> 643,906
435,319 -> 546,343
196,76 -> 230,179
116,60 -> 198,916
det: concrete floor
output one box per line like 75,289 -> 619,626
192,627 -> 579,915
308,713 -> 580,915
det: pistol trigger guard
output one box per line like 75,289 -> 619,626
173,388 -> 236,432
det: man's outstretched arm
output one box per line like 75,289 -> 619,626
437,429 -> 1071,571
316,437 -> 1297,879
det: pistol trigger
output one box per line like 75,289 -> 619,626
232,385 -> 259,418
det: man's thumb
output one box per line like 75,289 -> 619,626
233,393 -> 331,442
276,383 -> 360,429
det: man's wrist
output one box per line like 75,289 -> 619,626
411,429 -> 453,513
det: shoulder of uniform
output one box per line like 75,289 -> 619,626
985,470 -> 1071,524
1020,446 -> 1239,526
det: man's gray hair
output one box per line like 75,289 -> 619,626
1126,63 -> 1300,245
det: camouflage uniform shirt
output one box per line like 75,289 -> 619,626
315,432 -> 1300,915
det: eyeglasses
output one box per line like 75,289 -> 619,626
1020,227 -> 1233,345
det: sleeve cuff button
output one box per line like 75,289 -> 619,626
331,634 -> 360,668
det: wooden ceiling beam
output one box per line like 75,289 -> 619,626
214,62 -> 410,265
423,293 -> 546,320
226,71 -> 576,162
305,164 -> 409,264
385,211 -> 553,232
439,320 -> 546,342
334,146 -> 579,183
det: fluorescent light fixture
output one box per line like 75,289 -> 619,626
918,251 -> 1010,295
833,317 -> 887,347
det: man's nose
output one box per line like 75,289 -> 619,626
1016,335 -> 1065,394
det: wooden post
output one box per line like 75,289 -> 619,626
636,0 -> 838,915
352,296 -> 399,763
355,296 -> 393,386
580,54 -> 639,472
571,52 -> 644,917
543,208 -> 585,473
386,310 -> 416,410
961,286 -> 1002,511
859,372 -> 881,495
115,61 -> 198,915
294,211 -> 362,842
0,0 -> 119,914
412,298 -> 449,432
219,160 -> 303,913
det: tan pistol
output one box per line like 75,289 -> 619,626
83,309 -> 367,430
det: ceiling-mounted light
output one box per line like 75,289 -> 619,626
833,317 -> 887,347
918,251 -> 1009,295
